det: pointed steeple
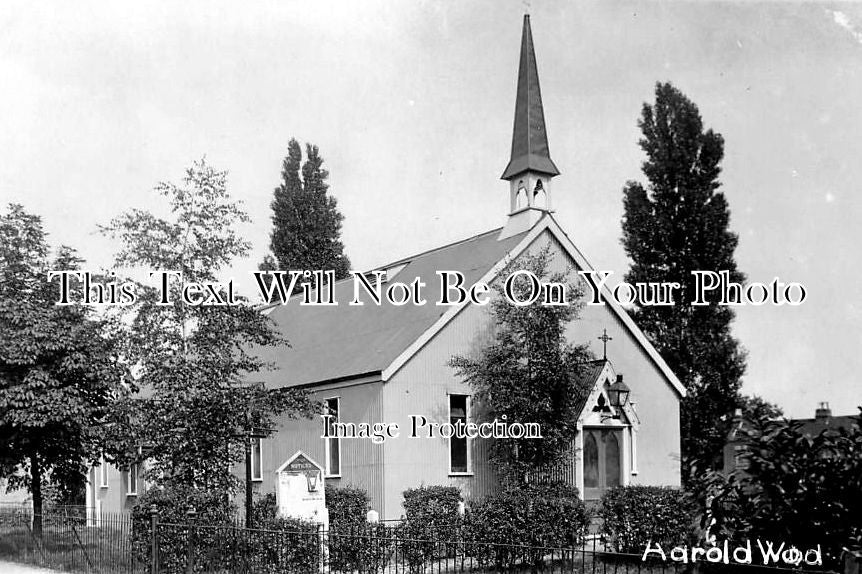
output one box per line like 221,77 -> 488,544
501,15 -> 560,180
498,15 -> 559,239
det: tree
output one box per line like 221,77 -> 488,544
450,248 -> 593,484
264,139 -> 351,282
704,409 -> 862,569
100,160 -> 313,503
621,82 -> 747,479
0,204 -> 127,535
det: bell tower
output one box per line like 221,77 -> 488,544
499,15 -> 560,240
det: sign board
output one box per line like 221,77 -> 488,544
274,451 -> 328,528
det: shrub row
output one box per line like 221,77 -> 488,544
133,483 -> 698,572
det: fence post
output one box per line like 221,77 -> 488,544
150,507 -> 159,574
186,508 -> 198,574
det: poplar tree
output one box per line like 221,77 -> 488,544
263,139 -> 351,281
621,82 -> 746,479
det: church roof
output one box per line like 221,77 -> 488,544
251,227 -> 530,388
501,15 -> 560,180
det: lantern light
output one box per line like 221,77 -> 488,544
607,374 -> 630,409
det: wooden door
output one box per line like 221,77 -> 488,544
583,428 -> 623,500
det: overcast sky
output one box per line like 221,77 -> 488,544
2,1 -> 861,418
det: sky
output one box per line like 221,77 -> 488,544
2,1 -> 861,419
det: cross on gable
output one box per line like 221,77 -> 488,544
597,328 -> 613,360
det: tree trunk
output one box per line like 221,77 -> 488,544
30,448 -> 42,538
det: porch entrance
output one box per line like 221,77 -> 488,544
583,427 -> 622,500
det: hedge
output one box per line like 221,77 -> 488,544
598,485 -> 697,554
463,483 -> 591,570
325,485 -> 391,573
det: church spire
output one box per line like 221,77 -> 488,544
499,15 -> 558,239
501,14 -> 560,181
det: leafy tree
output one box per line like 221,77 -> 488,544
739,394 -> 783,421
100,160 -> 313,498
704,409 -> 862,569
450,248 -> 593,484
621,82 -> 746,479
263,139 -> 351,286
0,204 -> 127,535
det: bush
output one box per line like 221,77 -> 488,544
463,483 -> 591,570
704,412 -> 862,570
397,485 -> 463,571
599,485 -> 696,554
131,485 -> 236,573
132,489 -> 320,574
325,485 -> 391,573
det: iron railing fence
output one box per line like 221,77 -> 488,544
0,507 -> 841,574
150,521 -> 839,574
0,508 -> 147,574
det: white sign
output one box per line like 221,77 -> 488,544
274,451 -> 328,528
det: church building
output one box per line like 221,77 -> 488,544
249,15 -> 684,519
84,15 -> 684,519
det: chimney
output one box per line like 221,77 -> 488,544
815,401 -> 831,421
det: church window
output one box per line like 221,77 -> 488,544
516,182 -> 528,209
583,433 -> 599,488
251,438 -> 263,482
324,398 -> 341,477
533,179 -> 547,209
126,463 -> 138,496
449,394 -> 470,474
605,432 -> 621,487
99,454 -> 108,488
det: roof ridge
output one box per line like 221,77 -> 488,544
378,226 -> 505,269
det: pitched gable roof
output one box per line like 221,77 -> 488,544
253,214 -> 685,398
252,227 -> 530,388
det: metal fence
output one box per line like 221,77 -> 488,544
0,508 -> 841,574
0,507 -> 146,574
149,520 -> 838,574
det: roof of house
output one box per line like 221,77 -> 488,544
794,415 -> 858,436
251,227 -> 530,388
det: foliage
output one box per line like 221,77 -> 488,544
130,484 -> 235,572
450,247 -> 593,483
396,485 -> 464,571
703,409 -> 862,569
599,485 -> 697,554
620,82 -> 746,479
263,138 -> 351,289
324,486 -> 391,573
463,483 -> 591,570
100,160 -> 313,496
0,203 -> 128,533
739,394 -> 783,421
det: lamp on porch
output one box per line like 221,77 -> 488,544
606,374 -> 630,418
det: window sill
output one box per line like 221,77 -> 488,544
251,478 -> 263,483
99,485 -> 109,489
448,472 -> 473,477
325,474 -> 342,479
126,493 -> 138,497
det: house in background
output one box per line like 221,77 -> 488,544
722,402 -> 858,476
245,15 -> 684,520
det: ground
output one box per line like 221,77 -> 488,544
0,561 -> 59,574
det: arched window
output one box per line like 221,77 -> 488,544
584,432 -> 598,488
516,181 -> 528,209
533,179 -> 547,209
605,432 -> 621,487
